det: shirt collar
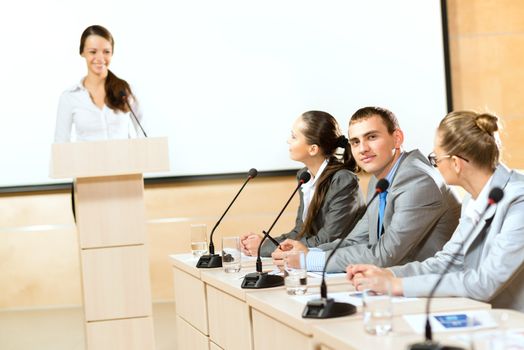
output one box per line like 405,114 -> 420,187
66,78 -> 88,92
464,175 -> 494,223
384,151 -> 405,186
302,158 -> 329,191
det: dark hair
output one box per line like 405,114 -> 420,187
438,111 -> 501,171
297,110 -> 358,240
79,25 -> 133,113
350,106 -> 399,134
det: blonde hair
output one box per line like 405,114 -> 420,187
437,111 -> 501,171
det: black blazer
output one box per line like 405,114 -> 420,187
260,167 -> 364,256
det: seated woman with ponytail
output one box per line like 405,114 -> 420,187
54,25 -> 144,142
241,110 -> 365,257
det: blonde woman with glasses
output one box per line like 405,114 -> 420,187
348,111 -> 524,311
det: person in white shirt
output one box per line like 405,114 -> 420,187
241,110 -> 365,257
347,111 -> 524,311
54,25 -> 144,142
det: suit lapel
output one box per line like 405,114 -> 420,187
464,164 -> 511,253
368,196 -> 380,244
463,204 -> 496,254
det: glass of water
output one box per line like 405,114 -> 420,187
221,236 -> 241,273
284,250 -> 307,295
362,279 -> 393,336
190,224 -> 208,257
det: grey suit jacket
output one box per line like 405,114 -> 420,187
391,164 -> 524,312
260,167 -> 364,256
322,149 -> 461,272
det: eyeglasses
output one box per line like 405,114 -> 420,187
427,152 -> 470,167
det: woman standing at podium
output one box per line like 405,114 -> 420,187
347,111 -> 524,311
241,110 -> 365,257
54,25 -> 144,142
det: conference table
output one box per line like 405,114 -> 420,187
313,308 -> 524,350
170,253 -> 519,350
171,253 -> 348,350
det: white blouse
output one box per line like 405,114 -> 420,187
301,159 -> 329,220
54,80 -> 144,142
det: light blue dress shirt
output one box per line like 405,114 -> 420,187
306,152 -> 405,271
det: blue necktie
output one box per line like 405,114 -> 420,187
377,191 -> 388,239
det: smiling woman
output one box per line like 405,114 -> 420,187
54,25 -> 144,143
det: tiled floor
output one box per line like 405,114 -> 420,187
0,302 -> 177,350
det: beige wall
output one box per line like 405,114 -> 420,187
447,0 -> 524,168
0,176 -> 300,309
2,0 -> 524,310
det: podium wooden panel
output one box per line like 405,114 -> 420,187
81,245 -> 152,321
75,175 -> 146,248
50,138 -> 169,350
86,316 -> 156,350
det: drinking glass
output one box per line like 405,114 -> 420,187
221,236 -> 241,273
284,250 -> 308,295
362,279 -> 393,336
190,224 -> 207,257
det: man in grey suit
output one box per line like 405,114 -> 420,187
273,107 -> 461,272
348,110 -> 524,312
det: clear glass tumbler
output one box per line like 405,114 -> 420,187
284,250 -> 307,295
190,224 -> 208,257
362,279 -> 393,336
221,236 -> 241,273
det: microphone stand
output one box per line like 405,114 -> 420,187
120,91 -> 148,137
241,173 -> 310,289
409,188 -> 503,350
303,178 -> 389,319
197,169 -> 258,268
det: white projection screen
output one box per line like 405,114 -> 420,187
0,0 -> 449,190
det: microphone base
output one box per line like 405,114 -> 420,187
196,254 -> 222,268
302,298 -> 357,319
241,271 -> 284,289
409,341 -> 465,350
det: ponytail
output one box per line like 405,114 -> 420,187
105,70 -> 134,113
296,144 -> 357,240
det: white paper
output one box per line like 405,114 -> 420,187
240,253 -> 272,263
306,271 -> 347,279
291,291 -> 417,307
404,310 -> 498,334
452,328 -> 524,349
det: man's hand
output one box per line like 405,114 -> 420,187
271,239 -> 309,269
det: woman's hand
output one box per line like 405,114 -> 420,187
346,264 -> 403,296
240,233 -> 261,256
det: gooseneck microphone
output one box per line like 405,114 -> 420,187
410,187 -> 504,350
303,178 -> 389,319
196,168 -> 258,268
119,90 -> 148,137
241,171 -> 311,289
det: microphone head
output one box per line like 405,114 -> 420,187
248,168 -> 258,178
119,90 -> 127,99
299,171 -> 311,184
375,178 -> 390,193
488,187 -> 504,205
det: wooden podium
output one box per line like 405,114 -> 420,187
50,138 -> 169,350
